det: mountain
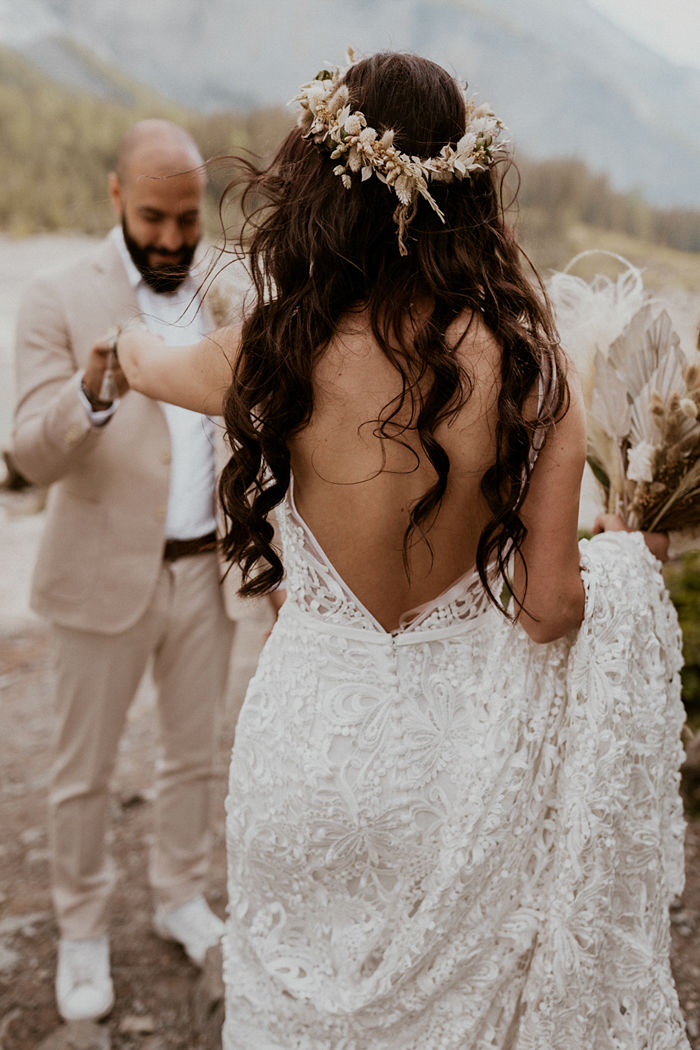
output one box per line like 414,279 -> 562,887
3,0 -> 700,207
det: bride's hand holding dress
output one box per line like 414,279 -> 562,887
593,511 -> 671,562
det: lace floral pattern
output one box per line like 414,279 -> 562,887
222,521 -> 689,1050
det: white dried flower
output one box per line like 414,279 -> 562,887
347,146 -> 362,173
626,441 -> 657,483
343,113 -> 363,136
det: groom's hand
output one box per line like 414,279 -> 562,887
83,332 -> 129,405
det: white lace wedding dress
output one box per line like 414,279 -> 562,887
222,486 -> 690,1050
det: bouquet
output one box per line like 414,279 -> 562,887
548,252 -> 700,531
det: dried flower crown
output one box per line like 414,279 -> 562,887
293,49 -> 507,254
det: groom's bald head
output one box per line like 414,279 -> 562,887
109,120 -> 206,293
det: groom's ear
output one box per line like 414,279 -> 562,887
108,172 -> 123,219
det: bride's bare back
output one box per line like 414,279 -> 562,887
289,311 -> 501,630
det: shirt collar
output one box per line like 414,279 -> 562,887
110,225 -> 143,291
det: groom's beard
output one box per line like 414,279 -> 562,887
122,217 -> 198,294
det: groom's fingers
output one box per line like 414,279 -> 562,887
83,335 -> 126,400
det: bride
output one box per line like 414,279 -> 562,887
113,50 -> 688,1050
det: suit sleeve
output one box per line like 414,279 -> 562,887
12,274 -> 106,487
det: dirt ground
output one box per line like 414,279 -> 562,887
1,487 -> 699,1049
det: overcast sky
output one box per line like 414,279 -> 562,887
588,0 -> 700,70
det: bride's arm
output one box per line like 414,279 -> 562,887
117,324 -> 240,416
512,368 -> 587,643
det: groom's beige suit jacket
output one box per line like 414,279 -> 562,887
12,235 -> 253,633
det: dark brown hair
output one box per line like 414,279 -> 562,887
218,51 -> 568,611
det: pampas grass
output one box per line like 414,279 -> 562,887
548,251 -> 700,531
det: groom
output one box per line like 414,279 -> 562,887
12,120 -> 249,1022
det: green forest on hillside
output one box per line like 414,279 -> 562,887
0,45 -> 290,236
3,43 -> 700,274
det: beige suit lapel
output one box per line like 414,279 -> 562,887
89,236 -> 143,334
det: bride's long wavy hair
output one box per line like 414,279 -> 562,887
218,51 -> 568,612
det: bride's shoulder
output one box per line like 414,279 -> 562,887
447,311 -> 502,402
448,309 -> 501,359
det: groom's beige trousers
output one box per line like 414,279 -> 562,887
49,551 -> 234,941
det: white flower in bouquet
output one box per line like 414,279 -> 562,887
626,441 -> 656,484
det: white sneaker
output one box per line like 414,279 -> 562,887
153,895 -> 224,967
56,935 -> 114,1021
